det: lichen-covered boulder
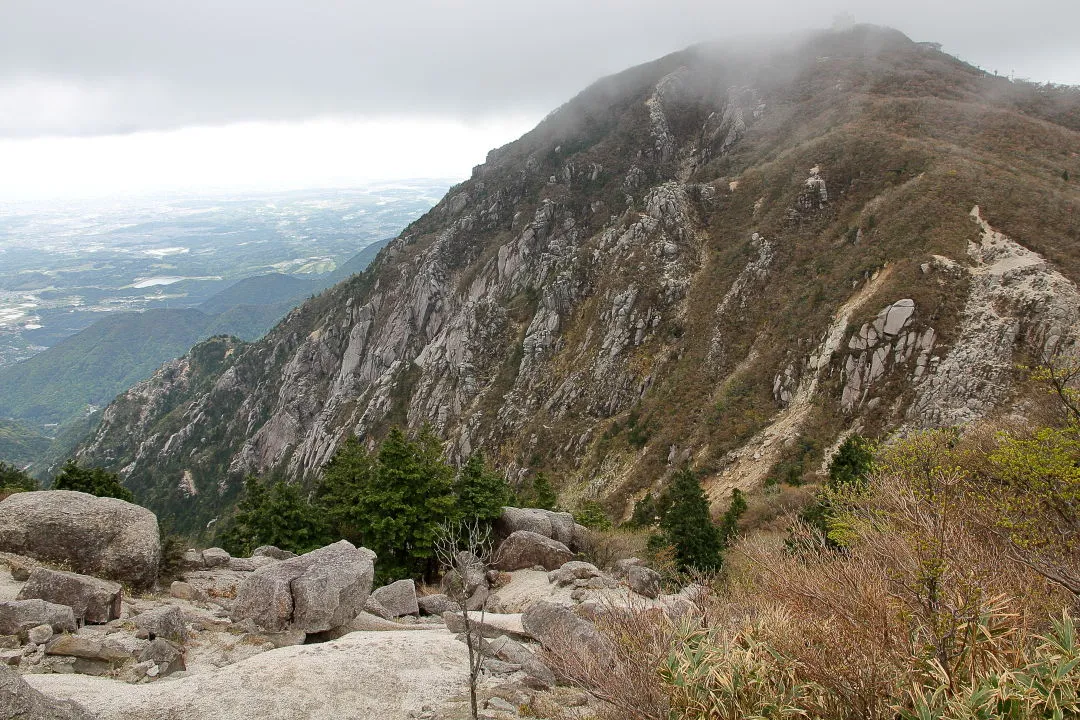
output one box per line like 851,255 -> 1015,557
134,605 -> 187,643
522,601 -> 614,668
231,540 -> 375,635
493,531 -> 573,572
0,490 -> 160,590
17,568 -> 122,624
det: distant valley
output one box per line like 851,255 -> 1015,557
0,182 -> 450,469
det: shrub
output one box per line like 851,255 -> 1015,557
575,500 -> 613,531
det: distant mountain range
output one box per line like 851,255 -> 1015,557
0,238 -> 391,469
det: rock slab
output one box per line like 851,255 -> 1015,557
371,579 -> 419,618
0,599 -> 77,637
0,664 -> 95,720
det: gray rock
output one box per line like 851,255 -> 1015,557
417,594 -> 458,616
0,599 -> 77,637
363,596 -> 392,620
6,555 -> 35,581
231,540 -> 375,634
16,568 -> 122,624
0,490 -> 160,590
27,624 -> 53,645
442,612 -> 532,643
134,605 -> 187,643
488,635 -> 556,687
548,561 -> 602,587
494,531 -> 573,572
881,298 -> 916,336
201,547 -> 231,568
625,565 -> 662,599
612,557 -> 647,577
181,549 -> 205,570
45,634 -> 131,664
252,545 -> 296,561
495,507 -> 577,547
0,649 -> 21,665
0,663 -> 96,719
138,637 -> 185,677
371,579 -> 419,618
522,601 -> 613,668
169,581 -> 203,602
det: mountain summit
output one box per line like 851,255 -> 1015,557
77,25 -> 1080,533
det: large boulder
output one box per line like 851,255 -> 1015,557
493,531 -> 573,572
522,601 -> 614,668
0,490 -> 160,590
370,579 -> 418,618
45,634 -> 132,664
231,540 -> 375,635
0,664 -> 95,720
495,507 -> 577,547
417,593 -> 458,616
17,568 -> 122,624
0,599 -> 77,638
548,561 -> 603,587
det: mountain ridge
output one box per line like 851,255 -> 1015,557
76,25 -> 1080,534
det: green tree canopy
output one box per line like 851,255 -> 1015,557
52,460 -> 134,502
629,492 -> 659,528
318,426 -> 456,582
0,462 -> 37,494
455,450 -> 512,523
220,476 -> 329,557
521,472 -> 558,511
658,467 -> 723,572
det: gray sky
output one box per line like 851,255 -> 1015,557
1,0 -> 1077,199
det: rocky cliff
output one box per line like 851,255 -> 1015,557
77,26 -> 1080,533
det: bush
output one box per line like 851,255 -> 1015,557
575,500 -> 613,531
0,462 -> 36,496
220,476 -> 329,557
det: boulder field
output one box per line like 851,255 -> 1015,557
0,497 -> 681,719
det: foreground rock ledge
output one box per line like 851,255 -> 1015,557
0,491 -> 160,591
24,630 -> 466,720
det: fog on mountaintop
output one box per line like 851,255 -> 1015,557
1,0 -> 1078,138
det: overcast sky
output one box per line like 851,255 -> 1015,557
2,0 -> 1077,201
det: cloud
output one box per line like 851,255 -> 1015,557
1,0 -> 1078,139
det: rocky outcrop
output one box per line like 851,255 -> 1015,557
493,532 -> 574,572
0,664 -> 95,720
133,605 -> 187,643
17,568 -> 123,624
495,507 -> 578,548
0,491 -> 160,590
231,540 -> 375,635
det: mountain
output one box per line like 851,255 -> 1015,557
197,274 -> 319,315
77,26 -> 1080,534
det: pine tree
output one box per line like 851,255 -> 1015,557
659,467 -> 723,572
575,500 -> 613,531
221,476 -> 327,556
52,460 -> 134,502
318,436 -> 377,543
455,450 -> 512,524
630,492 -> 658,527
330,426 -> 456,582
828,435 -> 875,491
527,472 -> 558,511
718,488 -> 747,545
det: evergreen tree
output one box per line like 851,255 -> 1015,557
575,500 -> 613,531
526,472 -> 558,511
718,488 -> 747,545
318,436 -> 377,544
658,467 -> 723,572
221,476 -> 327,556
322,426 -> 456,582
630,492 -> 658,527
455,450 -> 512,523
52,460 -> 134,502
0,462 -> 37,494
828,435 -> 875,491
